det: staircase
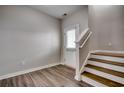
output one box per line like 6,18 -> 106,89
81,51 -> 124,87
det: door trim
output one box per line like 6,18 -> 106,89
63,24 -> 80,71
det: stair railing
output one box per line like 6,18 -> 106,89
75,28 -> 92,78
75,28 -> 92,49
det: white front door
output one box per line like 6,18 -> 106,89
64,25 -> 79,69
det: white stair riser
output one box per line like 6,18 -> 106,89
88,61 -> 124,73
91,55 -> 124,63
81,75 -> 107,87
91,50 -> 124,54
85,67 -> 124,84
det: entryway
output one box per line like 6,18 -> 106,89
63,25 -> 79,69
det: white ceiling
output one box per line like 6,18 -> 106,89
30,5 -> 83,19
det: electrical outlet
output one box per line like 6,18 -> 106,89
108,42 -> 112,46
21,61 -> 25,65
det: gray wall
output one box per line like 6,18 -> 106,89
0,6 -> 61,76
61,6 -> 88,70
62,6 -> 88,34
61,5 -> 124,77
89,5 -> 124,51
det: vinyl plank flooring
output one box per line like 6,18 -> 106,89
0,65 -> 91,87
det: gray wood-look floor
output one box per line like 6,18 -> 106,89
0,65 -> 91,87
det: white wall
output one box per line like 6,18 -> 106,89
0,6 -> 61,76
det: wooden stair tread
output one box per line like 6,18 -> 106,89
82,72 -> 124,87
91,52 -> 124,58
86,64 -> 124,78
88,58 -> 124,67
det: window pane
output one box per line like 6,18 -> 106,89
66,29 -> 76,49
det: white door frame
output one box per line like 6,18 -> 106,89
63,24 -> 80,80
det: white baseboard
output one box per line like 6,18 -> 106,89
90,50 -> 124,54
0,62 -> 61,80
90,50 -> 101,53
62,63 -> 76,69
